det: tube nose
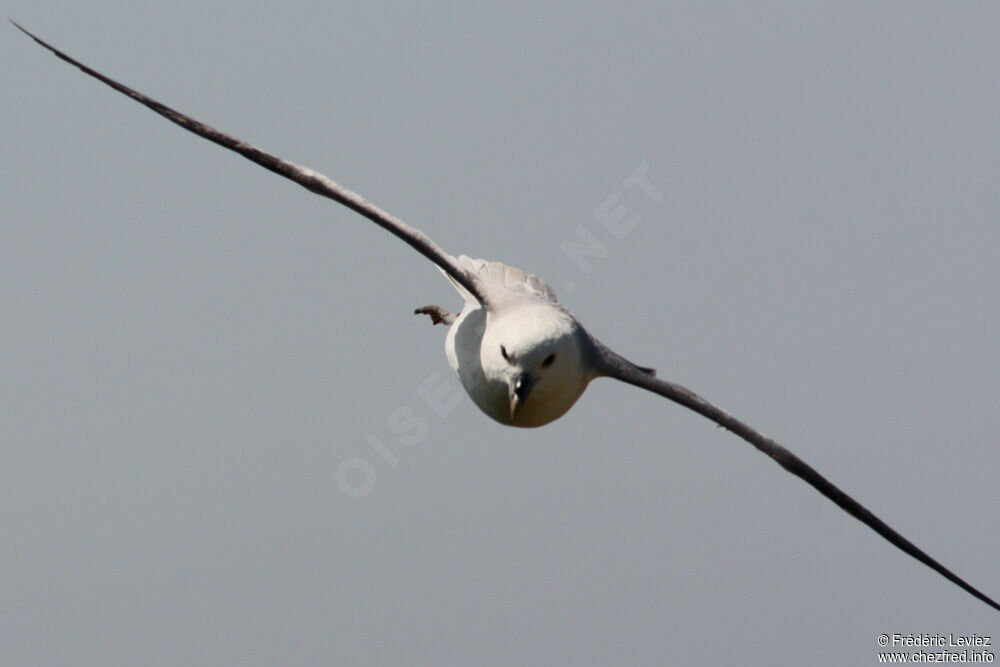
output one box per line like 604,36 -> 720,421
508,373 -> 537,419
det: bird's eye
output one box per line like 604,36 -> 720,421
542,353 -> 556,368
500,345 -> 510,362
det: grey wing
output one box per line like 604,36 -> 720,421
591,340 -> 1000,613
445,256 -> 559,305
13,21 -> 489,307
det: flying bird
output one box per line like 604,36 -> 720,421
13,21 -> 998,613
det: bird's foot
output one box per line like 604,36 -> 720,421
414,305 -> 456,326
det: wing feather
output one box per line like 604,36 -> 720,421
592,339 -> 1000,613
12,21 -> 489,307
456,256 -> 558,303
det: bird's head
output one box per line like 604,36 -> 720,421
480,304 -> 594,427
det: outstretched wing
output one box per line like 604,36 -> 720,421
12,21 -> 489,307
592,340 -> 1000,613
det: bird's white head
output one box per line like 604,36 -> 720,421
479,303 -> 594,427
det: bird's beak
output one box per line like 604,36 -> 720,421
508,373 -> 537,420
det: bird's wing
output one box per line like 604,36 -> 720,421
592,340 -> 1000,613
12,21 -> 489,307
442,256 -> 559,306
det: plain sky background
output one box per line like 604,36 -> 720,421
3,2 -> 999,665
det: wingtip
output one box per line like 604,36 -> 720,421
10,19 -> 42,44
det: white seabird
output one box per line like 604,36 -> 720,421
13,21 -> 998,613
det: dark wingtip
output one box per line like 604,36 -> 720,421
10,19 -> 34,38
10,20 -> 50,50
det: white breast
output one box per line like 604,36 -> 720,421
445,305 -> 510,422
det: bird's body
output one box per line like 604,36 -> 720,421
441,256 -> 597,427
13,20 -> 999,613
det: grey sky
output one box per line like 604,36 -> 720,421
3,2 -> 998,665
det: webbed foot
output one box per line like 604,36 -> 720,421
414,305 -> 456,326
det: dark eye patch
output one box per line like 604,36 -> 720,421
500,345 -> 510,361
542,353 -> 556,367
